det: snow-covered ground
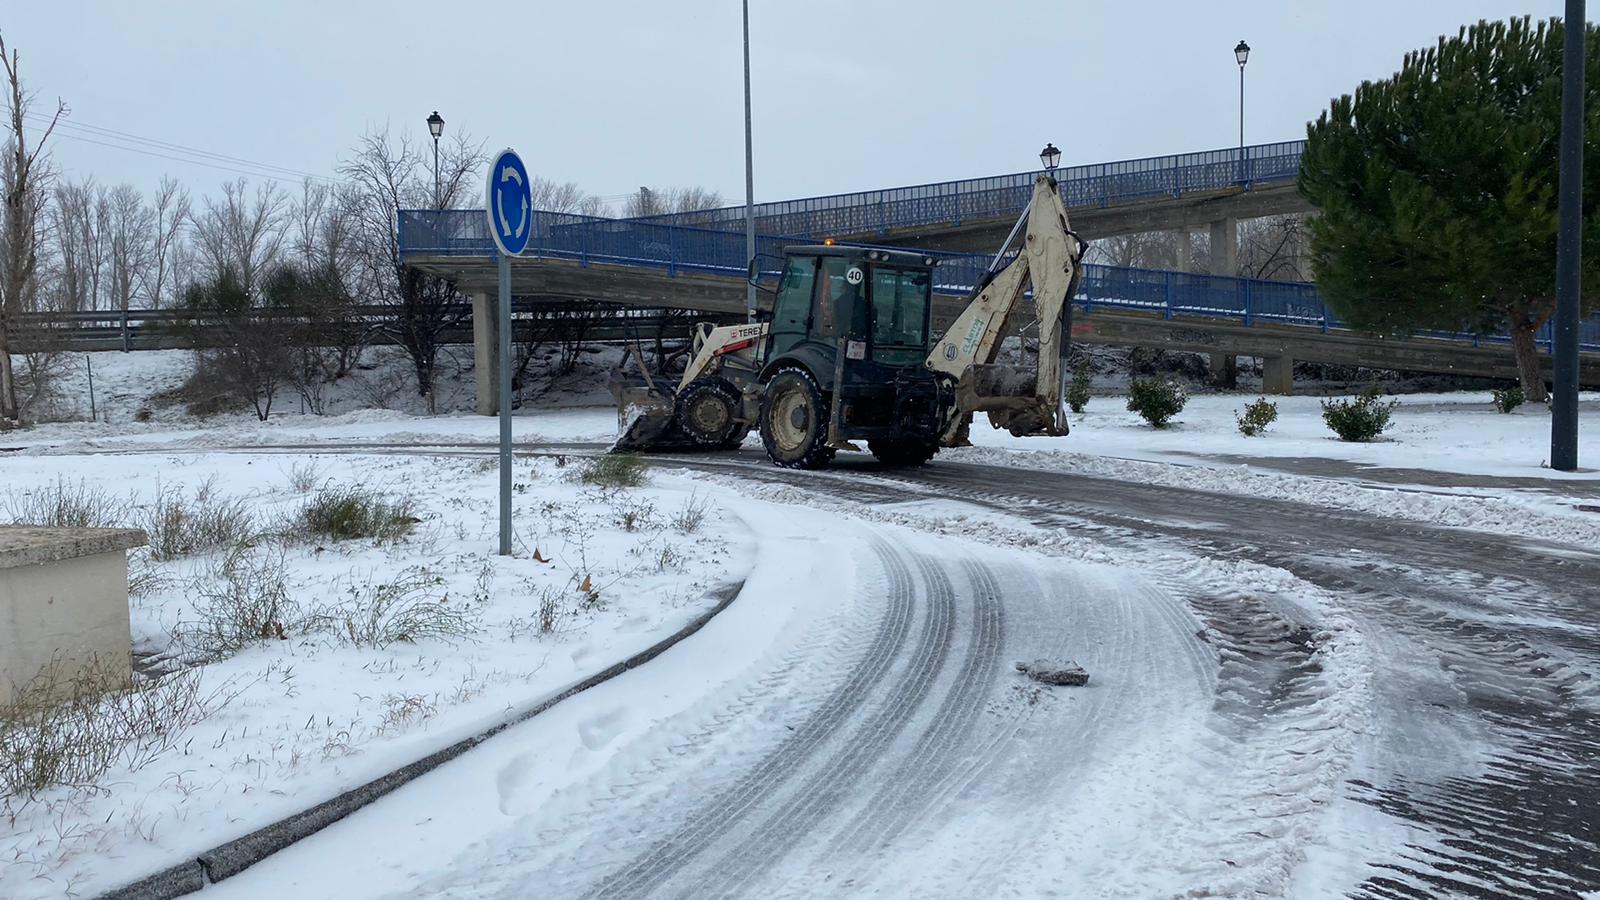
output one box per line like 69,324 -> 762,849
5,348 -> 1599,897
0,447 -> 749,899
970,390 -> 1600,483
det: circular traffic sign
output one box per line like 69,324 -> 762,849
485,148 -> 532,256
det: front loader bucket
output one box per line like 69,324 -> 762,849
955,364 -> 1068,438
609,381 -> 705,453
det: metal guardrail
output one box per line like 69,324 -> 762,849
399,209 -> 1600,354
607,140 -> 1307,238
11,302 -> 716,353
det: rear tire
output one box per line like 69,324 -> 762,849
676,377 -> 743,447
868,438 -> 939,467
760,369 -> 835,469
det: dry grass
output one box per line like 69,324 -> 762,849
295,486 -> 418,543
174,543 -> 298,657
3,478 -> 129,529
323,568 -> 478,649
670,492 -> 712,534
139,479 -> 257,561
0,657 -> 226,803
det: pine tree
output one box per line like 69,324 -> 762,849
1299,17 -> 1600,402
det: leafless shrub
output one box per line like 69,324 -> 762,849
138,482 -> 256,560
616,498 -> 658,533
3,478 -> 129,528
174,543 -> 297,657
284,460 -> 323,494
324,568 -> 477,649
0,657 -> 228,803
670,492 -> 712,534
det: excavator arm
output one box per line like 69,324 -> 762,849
925,174 -> 1086,443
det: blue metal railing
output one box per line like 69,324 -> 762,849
399,208 -> 1600,353
603,140 -> 1306,239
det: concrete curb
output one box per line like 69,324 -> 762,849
98,579 -> 745,900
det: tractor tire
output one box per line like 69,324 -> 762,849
760,369 -> 835,469
675,377 -> 744,447
868,438 -> 940,467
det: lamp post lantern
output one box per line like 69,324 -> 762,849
427,111 -> 444,208
1039,142 -> 1062,171
1234,41 -> 1250,149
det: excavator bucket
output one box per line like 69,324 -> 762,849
955,364 -> 1065,438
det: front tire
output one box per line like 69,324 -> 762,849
759,369 -> 835,469
676,377 -> 743,447
868,438 -> 939,467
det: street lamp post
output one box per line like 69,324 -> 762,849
742,0 -> 757,321
427,111 -> 445,208
1234,41 -> 1250,150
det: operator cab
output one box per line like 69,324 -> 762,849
766,245 -> 936,368
757,245 -> 947,468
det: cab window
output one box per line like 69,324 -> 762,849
770,256 -> 815,354
871,267 -> 931,360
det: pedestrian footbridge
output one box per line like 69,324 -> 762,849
398,141 -> 1600,414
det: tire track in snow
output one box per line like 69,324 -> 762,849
579,537 -> 929,900
755,554 -> 1008,899
681,546 -> 960,899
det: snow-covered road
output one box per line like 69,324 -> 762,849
204,491 -> 1357,900
16,434 -> 1596,898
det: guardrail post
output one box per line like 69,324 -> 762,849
1243,280 -> 1253,326
1164,272 -> 1174,320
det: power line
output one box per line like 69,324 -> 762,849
32,113 -> 335,182
6,106 -> 338,185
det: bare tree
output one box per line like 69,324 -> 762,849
529,177 -> 587,214
290,178 -> 356,276
49,178 -> 108,312
339,126 -> 483,402
1238,215 -> 1312,282
105,182 -> 153,316
1086,231 -> 1177,270
190,177 -> 287,293
139,176 -> 191,309
575,194 -> 612,218
0,31 -> 64,423
624,185 -> 726,218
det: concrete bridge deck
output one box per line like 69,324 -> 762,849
403,253 -> 1600,414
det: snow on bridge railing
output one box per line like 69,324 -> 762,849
398,209 -> 1600,354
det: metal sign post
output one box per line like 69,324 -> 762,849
1553,0 -> 1585,472
486,148 -> 532,555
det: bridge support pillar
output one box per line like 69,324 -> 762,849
1173,230 -> 1194,272
1262,355 -> 1295,395
1209,353 -> 1238,389
472,291 -> 499,416
1209,217 -> 1238,276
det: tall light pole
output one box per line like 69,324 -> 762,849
1234,41 -> 1250,150
427,111 -> 445,208
742,0 -> 757,321
1553,1 -> 1584,472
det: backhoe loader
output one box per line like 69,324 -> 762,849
609,171 -> 1086,469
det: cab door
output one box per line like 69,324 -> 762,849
769,255 -> 816,358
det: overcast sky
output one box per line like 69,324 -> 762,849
3,0 -> 1566,208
